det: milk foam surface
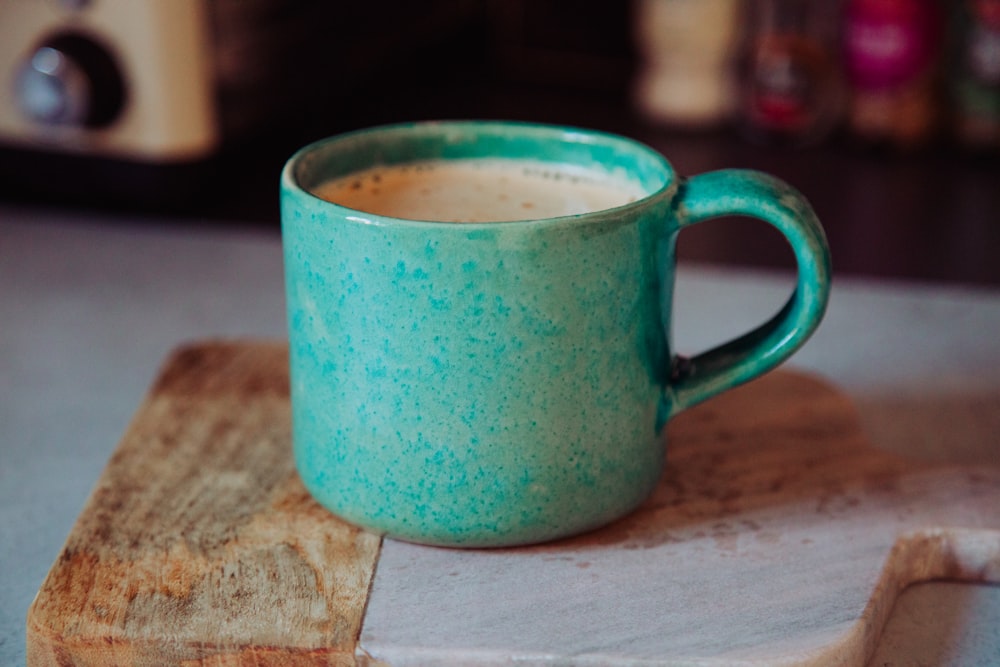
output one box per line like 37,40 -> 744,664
313,158 -> 646,222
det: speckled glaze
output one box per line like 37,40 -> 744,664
281,121 -> 830,547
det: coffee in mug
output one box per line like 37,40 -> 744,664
312,158 -> 646,222
281,121 -> 831,547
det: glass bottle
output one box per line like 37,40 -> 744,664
841,0 -> 946,150
737,0 -> 846,147
949,0 -> 1000,151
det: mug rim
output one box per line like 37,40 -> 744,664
281,119 -> 678,229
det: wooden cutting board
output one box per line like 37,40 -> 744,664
26,343 -> 381,667
26,342 -> 1000,666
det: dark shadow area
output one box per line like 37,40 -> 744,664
2,1 -> 998,286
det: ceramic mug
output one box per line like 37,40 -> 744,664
281,121 -> 831,547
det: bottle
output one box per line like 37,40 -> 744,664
949,0 -> 1000,151
737,0 -> 846,147
633,0 -> 741,128
841,0 -> 946,150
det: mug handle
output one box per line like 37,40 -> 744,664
660,168 -> 832,424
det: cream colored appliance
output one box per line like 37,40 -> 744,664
1,0 -> 220,162
0,0 -> 484,206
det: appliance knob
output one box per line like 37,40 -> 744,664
14,33 -> 126,128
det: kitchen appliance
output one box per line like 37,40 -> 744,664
0,0 -> 482,208
1,0 -> 220,164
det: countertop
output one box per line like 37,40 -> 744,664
2,204 -> 999,665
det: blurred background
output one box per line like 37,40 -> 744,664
1,0 -> 998,285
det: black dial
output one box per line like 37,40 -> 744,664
14,32 -> 126,128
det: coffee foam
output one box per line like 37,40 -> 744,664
312,158 -> 646,222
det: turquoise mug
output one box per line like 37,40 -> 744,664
281,121 -> 830,547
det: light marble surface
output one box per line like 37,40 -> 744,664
358,373 -> 1000,665
3,205 -> 999,665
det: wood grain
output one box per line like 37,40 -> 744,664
26,342 -> 382,667
26,341 -> 1000,666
